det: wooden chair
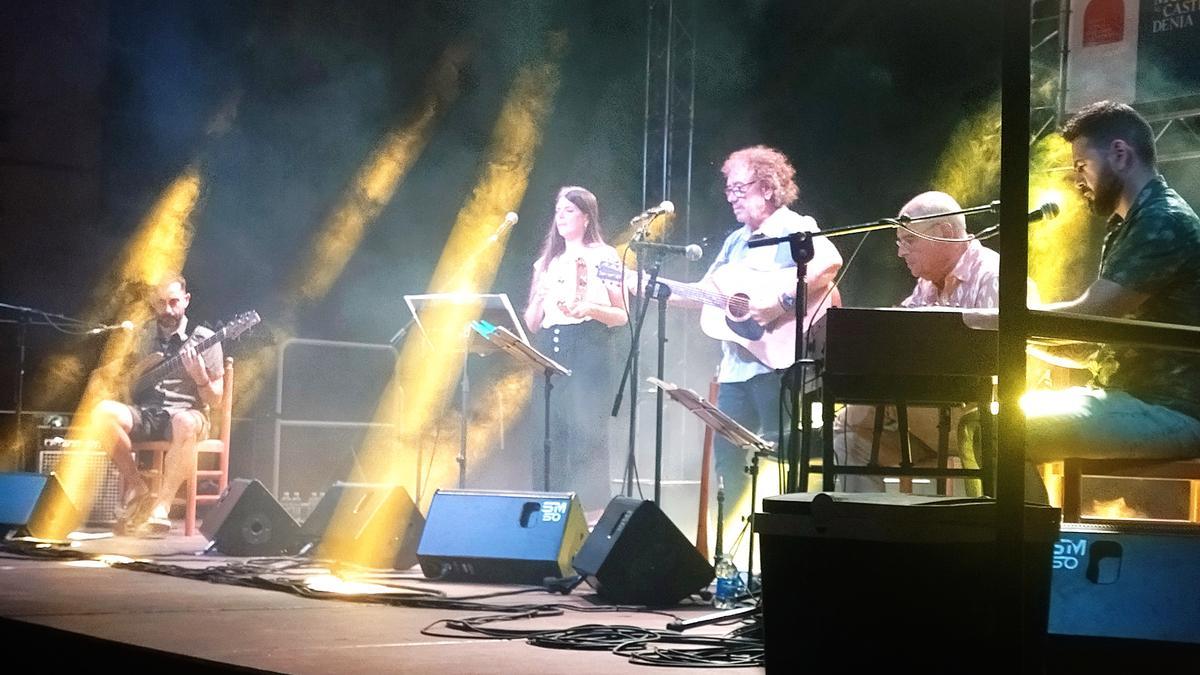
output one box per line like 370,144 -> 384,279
1057,457 -> 1200,523
134,357 -> 233,535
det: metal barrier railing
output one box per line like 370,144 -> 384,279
272,338 -> 401,496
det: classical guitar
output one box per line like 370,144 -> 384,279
597,261 -> 838,369
128,310 -> 260,399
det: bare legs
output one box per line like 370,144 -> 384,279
93,401 -> 203,530
94,400 -> 150,504
148,410 -> 202,520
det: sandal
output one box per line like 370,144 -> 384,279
131,517 -> 171,539
113,492 -> 157,534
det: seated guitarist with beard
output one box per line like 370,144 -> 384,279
631,145 -> 842,520
93,275 -> 224,536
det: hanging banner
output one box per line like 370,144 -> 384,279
1136,0 -> 1200,104
1064,0 -> 1142,112
1065,0 -> 1200,113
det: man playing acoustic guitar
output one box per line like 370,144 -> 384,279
92,275 -> 224,536
702,146 -> 842,515
624,145 -> 842,518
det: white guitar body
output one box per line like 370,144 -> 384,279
699,264 -> 838,369
598,261 -> 839,370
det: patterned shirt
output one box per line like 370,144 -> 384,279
900,240 -> 1000,309
1092,176 -> 1200,420
133,316 -> 223,411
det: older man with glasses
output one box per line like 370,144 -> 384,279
834,191 -> 1003,494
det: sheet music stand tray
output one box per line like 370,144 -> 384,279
401,293 -> 527,488
649,376 -> 773,587
403,293 -> 528,356
648,377 -> 773,456
473,321 -> 571,492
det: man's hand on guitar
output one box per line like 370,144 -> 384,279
180,345 -> 209,386
748,294 -> 788,325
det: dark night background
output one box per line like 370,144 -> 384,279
2,1 -> 1010,488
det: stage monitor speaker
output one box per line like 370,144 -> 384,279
572,496 -> 714,606
298,482 -> 425,569
200,479 -> 299,556
1050,523 -> 1200,645
417,489 -> 587,584
0,472 -> 79,540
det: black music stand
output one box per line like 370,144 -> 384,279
472,321 -> 570,491
403,293 -> 527,489
648,376 -> 773,590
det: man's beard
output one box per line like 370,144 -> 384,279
156,314 -> 181,333
1084,166 -> 1121,218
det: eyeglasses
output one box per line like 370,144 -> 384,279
895,233 -> 920,250
723,181 -> 756,199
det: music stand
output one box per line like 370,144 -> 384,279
402,293 -> 527,488
472,321 -> 571,491
648,376 -> 773,590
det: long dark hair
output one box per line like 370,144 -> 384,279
534,186 -> 604,273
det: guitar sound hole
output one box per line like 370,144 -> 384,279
727,294 -> 750,321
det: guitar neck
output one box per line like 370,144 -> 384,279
137,329 -> 223,388
654,277 -> 724,308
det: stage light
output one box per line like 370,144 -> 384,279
1019,388 -> 1098,419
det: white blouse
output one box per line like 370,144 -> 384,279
534,244 -> 622,329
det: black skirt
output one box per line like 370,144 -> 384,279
529,320 -> 618,510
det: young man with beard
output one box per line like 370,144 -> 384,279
92,276 -> 225,535
1021,101 -> 1200,500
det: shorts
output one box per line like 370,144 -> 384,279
128,405 -> 209,442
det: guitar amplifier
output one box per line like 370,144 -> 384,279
38,446 -> 121,525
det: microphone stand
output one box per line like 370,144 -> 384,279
0,301 -> 97,471
610,211 -> 673,502
745,234 -> 814,494
612,256 -> 660,498
458,346 -> 469,488
649,265 -> 672,506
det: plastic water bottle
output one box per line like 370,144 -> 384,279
713,554 -> 739,609
712,477 -> 739,609
281,492 -> 298,521
304,492 -> 321,522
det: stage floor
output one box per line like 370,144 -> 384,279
0,530 -> 762,673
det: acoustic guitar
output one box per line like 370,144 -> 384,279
598,261 -> 838,369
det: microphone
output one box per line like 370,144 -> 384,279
1028,202 -> 1060,223
487,211 -> 519,242
982,200 -> 1060,222
629,240 -> 703,261
630,200 -> 675,224
87,320 -> 135,335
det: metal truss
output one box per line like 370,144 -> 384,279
641,0 -> 696,237
1035,0 -> 1200,164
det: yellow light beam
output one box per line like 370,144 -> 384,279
929,94 -> 1096,303
347,32 -> 566,529
46,167 -> 204,537
234,44 -> 472,417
